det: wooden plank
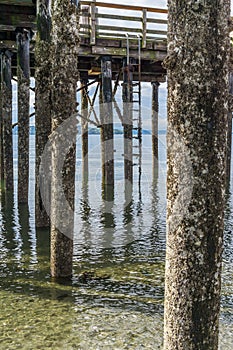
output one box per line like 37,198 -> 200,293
96,25 -> 167,36
0,24 -> 18,31
147,18 -> 167,24
96,32 -> 166,41
0,4 -> 36,14
92,46 -> 126,56
97,24 -> 142,33
0,22 -> 36,31
153,43 -> 167,51
95,13 -> 167,25
96,33 -> 138,41
0,0 -> 34,6
79,1 -> 168,14
0,13 -> 36,27
96,13 -> 141,22
94,33 -> 167,44
79,34 -> 90,39
95,38 -> 120,47
91,45 -> 167,61
147,29 -> 167,35
77,46 -> 92,56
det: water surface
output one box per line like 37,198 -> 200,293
0,129 -> 232,349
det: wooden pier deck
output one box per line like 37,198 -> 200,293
0,0 -> 168,81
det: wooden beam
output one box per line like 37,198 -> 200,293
92,46 -> 126,56
96,24 -> 167,36
0,13 -> 36,29
80,1 -> 168,14
94,13 -> 167,25
0,4 -> 36,15
91,45 -> 166,60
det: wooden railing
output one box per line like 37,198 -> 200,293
79,1 -> 168,48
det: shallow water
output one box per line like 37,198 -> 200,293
0,131 -> 232,349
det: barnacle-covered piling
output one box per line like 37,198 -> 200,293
101,55 -> 114,200
164,1 -> 231,349
0,52 -> 4,184
16,28 -> 31,203
50,0 -> 79,278
35,0 -> 52,227
1,50 -> 13,191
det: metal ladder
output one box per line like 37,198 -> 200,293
112,35 -> 143,197
126,35 -> 142,197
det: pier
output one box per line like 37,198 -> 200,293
0,2 -> 232,348
0,0 -> 232,278
0,0 -> 169,277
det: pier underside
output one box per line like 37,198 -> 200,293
0,0 -> 167,81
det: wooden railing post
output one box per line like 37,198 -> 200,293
142,9 -> 147,48
80,6 -> 89,35
79,1 -> 168,43
90,1 -> 96,45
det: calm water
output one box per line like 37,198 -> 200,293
0,129 -> 232,349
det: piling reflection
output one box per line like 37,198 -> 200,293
1,191 -> 17,255
18,203 -> 30,258
36,226 -> 50,275
81,73 -> 89,183
150,171 -> 166,254
76,179 -> 92,255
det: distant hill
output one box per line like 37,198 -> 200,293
13,125 -> 35,135
12,125 -> 166,136
87,128 -> 151,135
